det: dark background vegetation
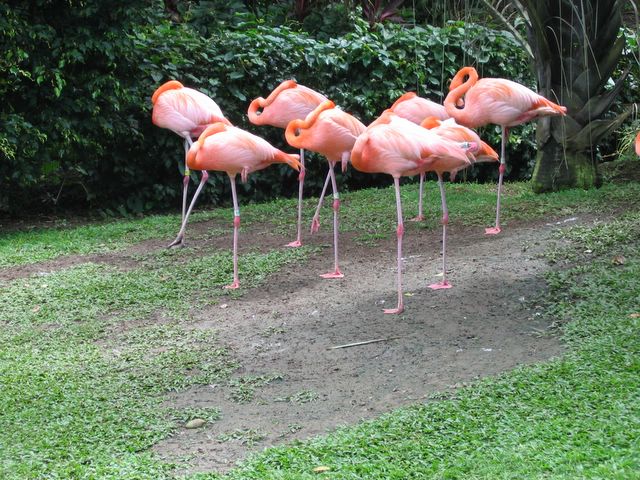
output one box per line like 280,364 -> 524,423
1,0 -> 637,217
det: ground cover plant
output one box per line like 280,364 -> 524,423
0,179 -> 638,478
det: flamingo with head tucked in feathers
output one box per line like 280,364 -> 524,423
389,92 -> 450,221
151,80 -> 231,244
350,111 -> 474,314
444,66 -> 567,234
248,80 -> 328,247
285,100 -> 366,279
168,123 -> 301,289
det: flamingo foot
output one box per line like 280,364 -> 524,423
310,216 -> 320,234
384,306 -> 404,314
224,280 -> 240,290
286,240 -> 303,248
428,280 -> 452,290
485,226 -> 502,235
320,269 -> 344,279
167,235 -> 185,248
409,215 -> 425,222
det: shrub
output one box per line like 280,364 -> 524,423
1,4 -> 540,216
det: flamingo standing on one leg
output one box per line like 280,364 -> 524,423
248,80 -> 328,247
151,80 -> 231,241
420,117 -> 499,288
389,92 -> 450,221
285,100 -> 366,278
444,66 -> 567,235
168,123 -> 301,288
350,112 -> 473,313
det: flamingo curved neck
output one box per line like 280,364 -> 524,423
197,123 -> 228,146
284,100 -> 335,147
263,80 -> 297,107
444,67 -> 478,120
390,92 -> 417,110
247,98 -> 265,124
151,80 -> 183,104
285,119 -> 305,148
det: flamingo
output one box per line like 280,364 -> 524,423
351,112 -> 473,313
168,123 -> 301,289
444,66 -> 567,234
420,116 -> 499,289
390,92 -> 450,222
635,132 -> 640,156
248,80 -> 328,247
285,100 -> 366,278
151,80 -> 231,238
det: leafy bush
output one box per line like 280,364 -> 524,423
1,3 -> 541,216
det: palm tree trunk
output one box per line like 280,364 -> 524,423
531,136 -> 600,193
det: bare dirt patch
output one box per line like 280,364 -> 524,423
153,217 -> 569,474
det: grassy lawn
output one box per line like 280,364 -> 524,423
2,180 -> 639,268
1,180 -> 639,479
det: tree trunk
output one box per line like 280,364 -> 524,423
531,137 -> 600,193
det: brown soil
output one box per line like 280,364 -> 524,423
148,216 -> 568,475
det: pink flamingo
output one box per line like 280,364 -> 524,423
168,123 -> 301,289
444,66 -> 567,234
248,80 -> 328,247
390,92 -> 450,221
285,100 -> 366,279
635,132 -> 640,156
151,80 -> 231,236
351,112 -> 473,313
420,116 -> 499,289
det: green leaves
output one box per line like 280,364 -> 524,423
2,10 -> 538,215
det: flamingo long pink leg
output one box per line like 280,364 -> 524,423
385,177 -> 405,314
310,170 -> 332,234
429,174 -> 453,290
320,161 -> 344,279
181,137 -> 194,224
486,126 -> 508,235
169,170 -> 208,248
286,148 -> 306,247
225,174 -> 241,289
409,172 -> 426,222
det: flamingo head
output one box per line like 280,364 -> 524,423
475,141 -> 499,163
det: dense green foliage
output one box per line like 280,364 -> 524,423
1,0 -> 538,216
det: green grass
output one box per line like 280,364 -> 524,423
1,180 -> 639,479
0,245 -> 310,479
3,180 -> 639,268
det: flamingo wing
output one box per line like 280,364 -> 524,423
470,79 -> 560,126
189,128 -> 275,173
153,88 -> 227,136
